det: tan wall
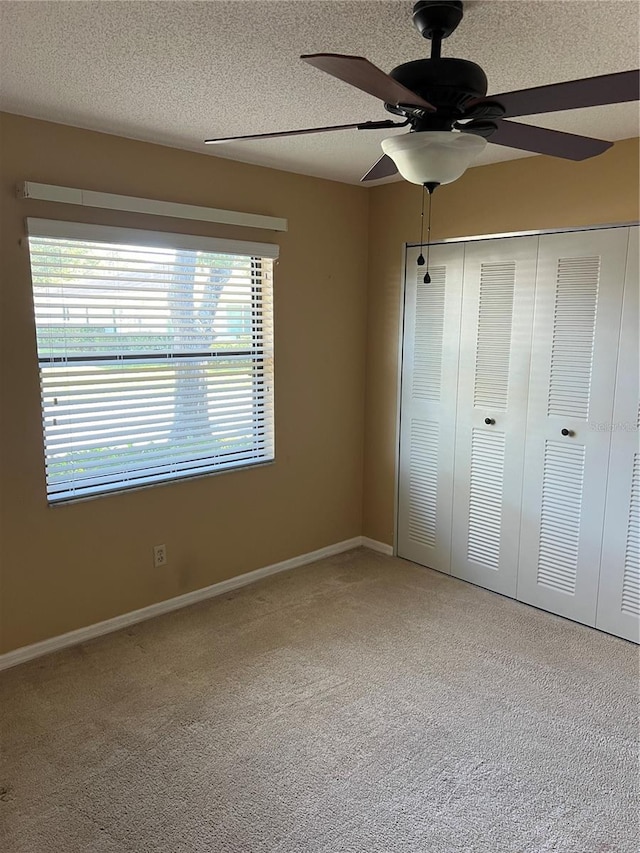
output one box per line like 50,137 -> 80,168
0,113 -> 370,652
363,137 -> 640,545
1,114 -> 638,654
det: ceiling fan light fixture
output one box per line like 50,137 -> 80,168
381,130 -> 486,185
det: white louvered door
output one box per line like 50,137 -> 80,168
397,244 -> 464,573
516,228 -> 630,626
450,238 -> 537,596
398,226 -> 636,641
596,227 -> 639,642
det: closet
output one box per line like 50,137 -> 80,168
397,225 -> 639,642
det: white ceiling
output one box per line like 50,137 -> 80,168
1,1 -> 638,185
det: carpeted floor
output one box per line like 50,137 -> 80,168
1,548 -> 638,853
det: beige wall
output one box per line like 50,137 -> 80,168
363,137 -> 640,545
0,113 -> 370,652
1,113 -> 638,654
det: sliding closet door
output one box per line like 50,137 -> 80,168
517,228 -> 629,626
596,227 -> 639,642
397,244 -> 463,573
450,237 -> 537,596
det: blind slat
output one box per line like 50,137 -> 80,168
46,435 -> 272,478
44,418 -> 273,449
41,390 -> 269,417
47,454 -> 272,500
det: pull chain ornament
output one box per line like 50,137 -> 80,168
417,182 -> 439,283
417,188 -> 426,267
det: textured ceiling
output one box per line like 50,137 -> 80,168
0,0 -> 638,184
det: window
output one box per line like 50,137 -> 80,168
27,219 -> 276,503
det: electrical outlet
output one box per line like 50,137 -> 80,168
153,544 -> 167,568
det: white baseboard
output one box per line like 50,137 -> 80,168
0,536 -> 393,672
361,536 -> 394,556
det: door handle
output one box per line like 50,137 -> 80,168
484,417 -> 495,425
561,428 -> 575,437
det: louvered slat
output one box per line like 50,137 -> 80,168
473,262 -> 515,410
408,420 -> 439,547
467,429 -> 505,569
621,453 -> 640,616
537,440 -> 586,595
412,266 -> 446,402
547,256 -> 600,419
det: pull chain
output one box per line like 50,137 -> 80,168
417,186 -> 426,267
417,181 -> 439,284
423,187 -> 433,284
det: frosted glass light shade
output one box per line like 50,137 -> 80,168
381,131 -> 487,186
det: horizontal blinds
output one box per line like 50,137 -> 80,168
28,227 -> 275,502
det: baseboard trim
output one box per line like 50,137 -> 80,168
0,536 -> 392,671
361,536 -> 394,556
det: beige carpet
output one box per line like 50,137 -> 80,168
1,548 -> 638,853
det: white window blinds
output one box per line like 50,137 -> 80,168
27,219 -> 276,503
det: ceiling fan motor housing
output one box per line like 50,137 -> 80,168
412,0 -> 464,40
389,57 -> 488,119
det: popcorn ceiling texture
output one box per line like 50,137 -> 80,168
1,548 -> 638,852
0,0 -> 638,183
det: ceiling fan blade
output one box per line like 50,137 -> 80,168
474,69 -> 640,119
301,53 -> 436,112
361,154 -> 399,182
205,119 -> 405,145
487,119 -> 613,160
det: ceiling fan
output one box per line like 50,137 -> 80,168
205,0 -> 640,186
